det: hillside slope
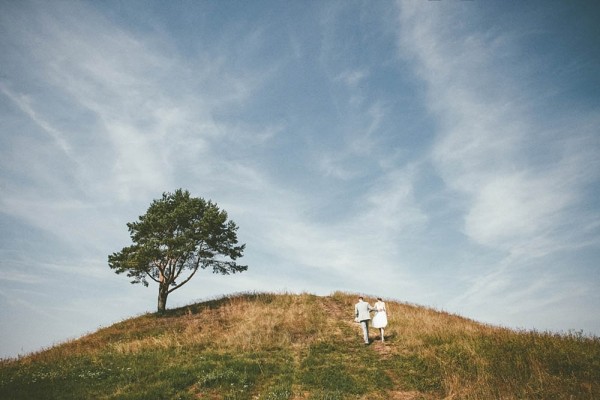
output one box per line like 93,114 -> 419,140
1,292 -> 599,399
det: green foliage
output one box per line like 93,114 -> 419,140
108,189 -> 246,311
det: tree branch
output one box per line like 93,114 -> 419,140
146,270 -> 159,283
168,264 -> 200,293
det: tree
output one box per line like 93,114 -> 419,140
108,189 -> 247,312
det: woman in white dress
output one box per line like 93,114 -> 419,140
371,297 -> 387,342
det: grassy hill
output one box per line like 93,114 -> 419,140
1,292 -> 599,399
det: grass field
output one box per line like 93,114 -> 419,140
1,291 -> 599,399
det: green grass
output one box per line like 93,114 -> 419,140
1,292 -> 599,399
299,341 -> 392,395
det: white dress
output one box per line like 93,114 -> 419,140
372,301 -> 387,329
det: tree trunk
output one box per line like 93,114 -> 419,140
157,285 -> 169,313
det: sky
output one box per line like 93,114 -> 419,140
1,0 -> 599,359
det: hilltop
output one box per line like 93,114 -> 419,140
1,292 -> 599,399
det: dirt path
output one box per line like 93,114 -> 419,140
319,295 -> 362,345
318,296 -> 434,400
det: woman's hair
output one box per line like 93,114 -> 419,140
377,297 -> 382,301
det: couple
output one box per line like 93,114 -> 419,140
354,296 -> 387,344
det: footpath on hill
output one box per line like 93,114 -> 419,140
314,295 -> 435,400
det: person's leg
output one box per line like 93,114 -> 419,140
360,321 -> 369,344
380,328 -> 385,342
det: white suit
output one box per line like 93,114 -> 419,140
354,299 -> 374,344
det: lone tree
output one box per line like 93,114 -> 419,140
108,189 -> 247,312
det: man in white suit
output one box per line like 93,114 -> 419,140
354,296 -> 375,344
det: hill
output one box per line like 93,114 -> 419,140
1,292 -> 599,399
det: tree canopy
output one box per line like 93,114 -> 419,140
108,189 -> 246,312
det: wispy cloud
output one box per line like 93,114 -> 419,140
396,1 -> 600,259
0,1 -> 273,217
393,1 -> 600,332
361,164 -> 428,234
335,69 -> 369,87
0,84 -> 73,156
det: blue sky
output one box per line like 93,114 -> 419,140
1,0 -> 599,358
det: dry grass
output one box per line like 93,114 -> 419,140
331,291 -> 600,399
2,291 -> 599,399
100,292 -> 331,354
